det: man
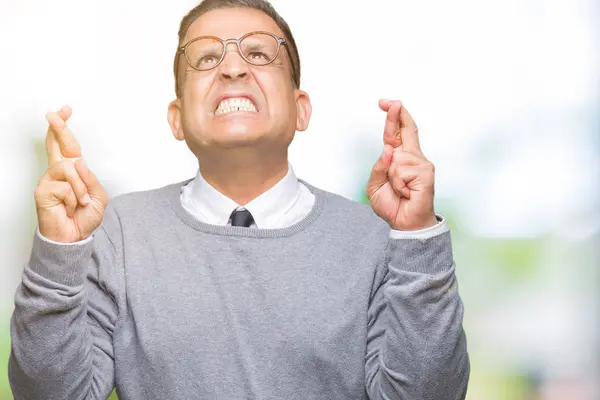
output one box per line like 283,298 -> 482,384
9,0 -> 469,399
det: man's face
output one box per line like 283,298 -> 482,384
169,7 -> 310,155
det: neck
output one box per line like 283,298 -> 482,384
197,148 -> 289,206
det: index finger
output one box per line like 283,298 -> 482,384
45,106 -> 81,161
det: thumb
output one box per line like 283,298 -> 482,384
74,159 -> 106,202
367,145 -> 393,191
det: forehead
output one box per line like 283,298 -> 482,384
184,7 -> 285,42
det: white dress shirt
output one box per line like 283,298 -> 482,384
181,164 -> 313,229
180,164 -> 448,239
38,163 -> 448,245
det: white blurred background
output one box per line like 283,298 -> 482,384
1,0 -> 598,398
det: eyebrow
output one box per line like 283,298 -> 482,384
243,42 -> 266,50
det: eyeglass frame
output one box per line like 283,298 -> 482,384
176,31 -> 291,73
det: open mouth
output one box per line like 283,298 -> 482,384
215,97 -> 258,116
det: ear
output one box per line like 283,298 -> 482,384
294,89 -> 312,132
168,98 -> 185,141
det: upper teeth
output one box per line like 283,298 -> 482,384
215,98 -> 257,115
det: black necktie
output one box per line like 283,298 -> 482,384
230,209 -> 254,227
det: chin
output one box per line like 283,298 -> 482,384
213,124 -> 265,147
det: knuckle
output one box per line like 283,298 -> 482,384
46,159 -> 59,169
63,158 -> 76,169
45,162 -> 57,174
37,175 -> 48,187
34,179 -> 52,195
62,183 -> 74,196
60,160 -> 79,179
33,185 -> 45,200
55,159 -> 72,172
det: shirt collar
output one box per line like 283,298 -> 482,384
187,164 -> 301,228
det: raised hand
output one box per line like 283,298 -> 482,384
366,100 -> 438,231
35,105 -> 108,243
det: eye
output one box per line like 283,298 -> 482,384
198,55 -> 220,67
246,51 -> 269,61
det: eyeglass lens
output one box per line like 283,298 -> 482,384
185,33 -> 279,70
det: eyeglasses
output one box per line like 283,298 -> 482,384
177,31 -> 288,72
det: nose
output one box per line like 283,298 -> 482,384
218,42 -> 250,81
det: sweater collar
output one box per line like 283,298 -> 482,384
183,163 -> 301,228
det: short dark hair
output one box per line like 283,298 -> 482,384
173,0 -> 301,98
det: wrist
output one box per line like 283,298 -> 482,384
391,214 -> 439,231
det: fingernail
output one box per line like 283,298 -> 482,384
82,194 -> 92,204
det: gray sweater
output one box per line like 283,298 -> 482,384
9,179 -> 469,400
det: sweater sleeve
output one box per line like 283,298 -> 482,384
364,225 -> 470,399
8,204 -> 124,400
